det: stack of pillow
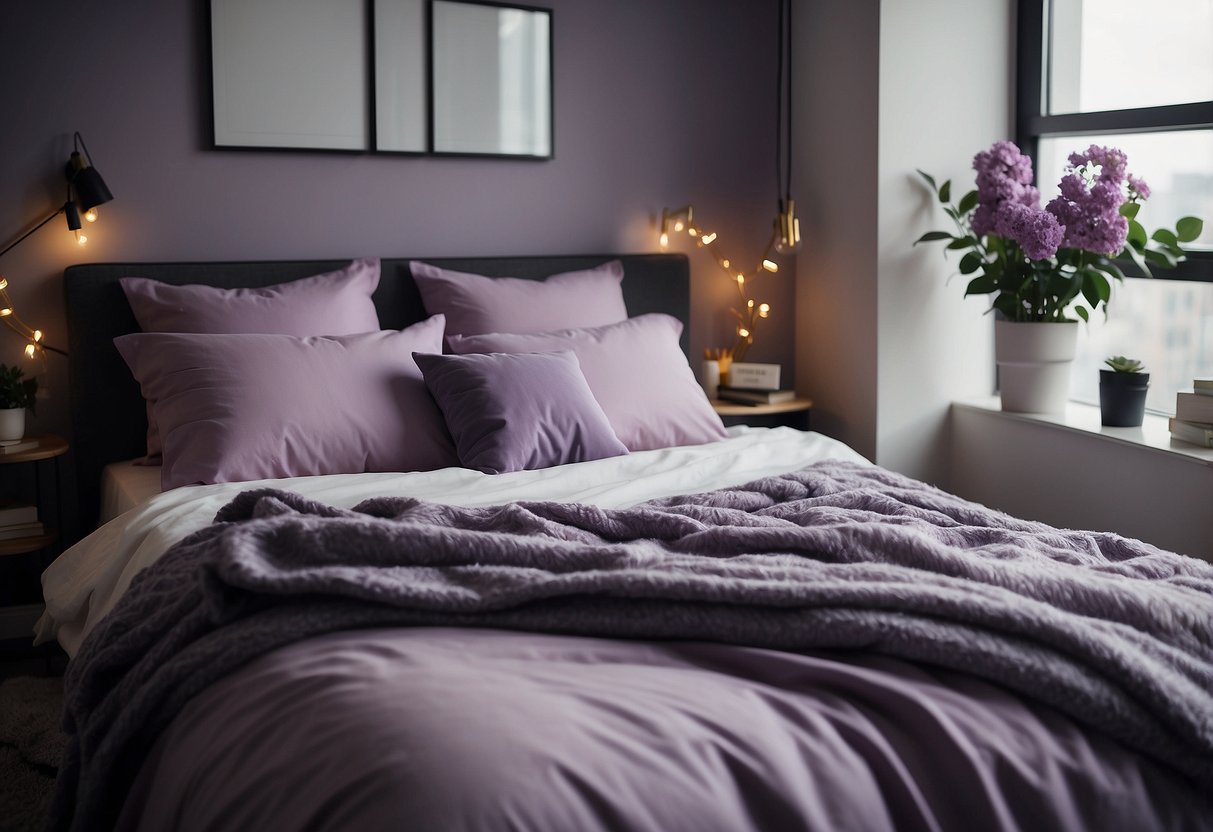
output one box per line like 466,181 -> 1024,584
115,257 -> 727,489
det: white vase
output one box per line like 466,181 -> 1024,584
994,320 -> 1078,414
0,407 -> 25,444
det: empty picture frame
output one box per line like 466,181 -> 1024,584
430,1 -> 553,158
374,0 -> 428,153
210,0 -> 369,151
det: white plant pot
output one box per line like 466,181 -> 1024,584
994,320 -> 1078,414
0,407 -> 26,444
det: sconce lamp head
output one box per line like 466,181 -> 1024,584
773,199 -> 801,255
64,132 -> 114,215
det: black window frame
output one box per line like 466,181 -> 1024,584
1016,0 -> 1213,283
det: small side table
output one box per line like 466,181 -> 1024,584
713,397 -> 813,431
0,434 -> 68,645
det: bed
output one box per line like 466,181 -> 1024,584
38,254 -> 1213,832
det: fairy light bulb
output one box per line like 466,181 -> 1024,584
738,327 -> 750,339
721,259 -> 730,269
699,232 -> 717,245
673,219 -> 685,232
687,227 -> 699,238
33,330 -> 43,343
659,232 -> 670,250
761,259 -> 778,273
24,343 -> 36,359
0,308 -> 11,318
736,275 -> 745,285
758,303 -> 771,317
747,299 -> 755,308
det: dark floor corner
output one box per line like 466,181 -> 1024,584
0,673 -> 65,832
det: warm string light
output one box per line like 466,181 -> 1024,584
659,205 -> 777,360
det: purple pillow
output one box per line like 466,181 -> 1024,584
120,259 -> 383,462
410,260 -> 628,337
114,317 -> 456,489
447,315 -> 728,452
414,350 -> 628,474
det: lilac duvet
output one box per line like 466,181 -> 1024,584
54,461 -> 1213,831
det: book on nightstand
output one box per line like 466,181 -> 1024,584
1194,379 -> 1213,396
1175,392 -> 1213,424
0,503 -> 38,527
0,520 -> 45,541
716,386 -> 797,405
1169,417 -> 1213,448
0,438 -> 39,455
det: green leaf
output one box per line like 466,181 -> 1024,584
1143,248 -> 1178,269
1151,228 -> 1179,247
965,274 -> 998,295
917,169 -> 938,191
1074,305 -> 1090,322
958,251 -> 983,275
1176,216 -> 1204,243
1086,269 -> 1111,302
939,180 -> 952,203
946,236 -> 976,250
957,190 -> 979,214
913,231 -> 953,245
1125,244 -> 1152,278
1126,219 -> 1148,249
1119,202 -> 1141,220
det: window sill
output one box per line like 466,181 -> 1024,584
953,397 -> 1213,468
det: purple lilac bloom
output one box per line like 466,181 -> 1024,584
1045,144 -> 1133,256
965,141 -> 1043,236
994,203 -> 1065,260
1128,174 -> 1151,201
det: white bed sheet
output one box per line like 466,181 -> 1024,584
38,427 -> 867,656
100,460 -> 163,524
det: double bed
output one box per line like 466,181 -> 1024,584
36,254 -> 1213,831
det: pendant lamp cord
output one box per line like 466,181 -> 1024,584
775,0 -> 793,207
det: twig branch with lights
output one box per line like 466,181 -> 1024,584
0,131 -> 114,360
657,0 -> 800,364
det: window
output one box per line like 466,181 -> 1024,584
1018,0 -> 1213,413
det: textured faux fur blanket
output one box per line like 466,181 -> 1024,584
52,461 -> 1213,830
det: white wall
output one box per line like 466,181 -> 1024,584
952,407 -> 1213,559
794,0 -> 1009,483
874,0 -> 1008,484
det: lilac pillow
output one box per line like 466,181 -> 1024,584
120,258 -> 381,335
120,259 -> 383,461
410,260 -> 628,337
447,315 -> 728,452
414,350 -> 628,474
114,317 -> 456,489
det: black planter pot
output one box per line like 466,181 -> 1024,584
1099,370 -> 1150,427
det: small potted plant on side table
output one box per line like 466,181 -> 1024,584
0,364 -> 37,444
1100,356 -> 1149,427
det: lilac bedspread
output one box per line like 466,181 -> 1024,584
53,461 -> 1213,831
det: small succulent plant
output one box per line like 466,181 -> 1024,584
1104,355 -> 1146,374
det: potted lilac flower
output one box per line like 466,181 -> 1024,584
916,141 -> 1202,413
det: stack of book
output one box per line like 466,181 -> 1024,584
0,502 -> 44,541
1169,379 -> 1213,448
716,362 -> 797,405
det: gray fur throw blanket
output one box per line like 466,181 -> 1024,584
51,461 -> 1213,830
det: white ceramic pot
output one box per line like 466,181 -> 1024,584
994,320 -> 1078,414
0,407 -> 26,443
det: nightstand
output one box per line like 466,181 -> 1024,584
0,434 -> 68,645
713,397 -> 813,430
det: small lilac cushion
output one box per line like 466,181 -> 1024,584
448,315 -> 728,452
113,316 -> 457,490
410,260 -> 628,337
120,259 -> 383,461
414,350 -> 628,474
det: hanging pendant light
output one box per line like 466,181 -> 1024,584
772,0 -> 801,254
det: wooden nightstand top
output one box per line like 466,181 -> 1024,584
0,434 -> 68,465
711,397 -> 813,417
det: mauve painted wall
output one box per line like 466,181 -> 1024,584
0,0 -> 790,439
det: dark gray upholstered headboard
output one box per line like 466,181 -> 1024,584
63,253 -> 690,532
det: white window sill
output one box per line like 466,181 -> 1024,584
953,397 -> 1213,469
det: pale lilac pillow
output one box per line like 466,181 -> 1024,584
447,314 -> 728,452
113,317 -> 456,489
120,259 -> 382,462
410,260 -> 628,337
119,258 -> 381,335
414,350 -> 628,474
